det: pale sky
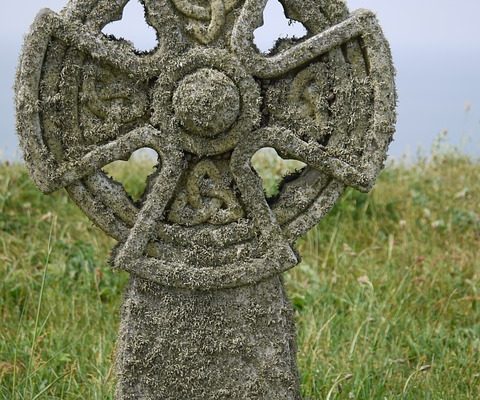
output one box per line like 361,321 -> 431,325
1,0 -> 479,160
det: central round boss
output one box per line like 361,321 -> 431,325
152,48 -> 261,156
173,68 -> 241,138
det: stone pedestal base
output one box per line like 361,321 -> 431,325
115,274 -> 301,400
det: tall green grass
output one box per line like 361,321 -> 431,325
1,151 -> 479,399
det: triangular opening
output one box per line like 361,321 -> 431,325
102,148 -> 159,202
102,0 -> 158,53
251,148 -> 306,198
254,0 -> 308,54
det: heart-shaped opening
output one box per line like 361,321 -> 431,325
102,0 -> 158,53
254,0 -> 308,54
251,147 -> 306,198
102,148 -> 159,202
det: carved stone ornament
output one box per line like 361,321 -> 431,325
16,0 -> 396,398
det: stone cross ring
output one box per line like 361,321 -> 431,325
17,0 -> 395,289
16,1 -> 395,398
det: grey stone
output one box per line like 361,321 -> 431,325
15,0 -> 396,398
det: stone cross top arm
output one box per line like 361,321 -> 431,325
16,0 -> 396,399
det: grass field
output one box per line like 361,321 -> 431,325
0,150 -> 479,399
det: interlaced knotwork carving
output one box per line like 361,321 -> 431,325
82,62 -> 148,123
171,0 -> 240,44
266,61 -> 333,144
80,61 -> 149,144
168,159 -> 244,225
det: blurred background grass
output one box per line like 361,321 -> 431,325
0,147 -> 479,399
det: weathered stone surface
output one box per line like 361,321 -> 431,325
117,275 -> 300,399
16,0 -> 396,398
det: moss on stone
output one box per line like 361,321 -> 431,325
16,0 -> 395,398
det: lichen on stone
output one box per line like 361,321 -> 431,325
16,0 -> 396,398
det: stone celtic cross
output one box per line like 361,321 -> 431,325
16,0 -> 395,398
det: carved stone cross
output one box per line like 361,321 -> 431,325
16,0 -> 395,398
